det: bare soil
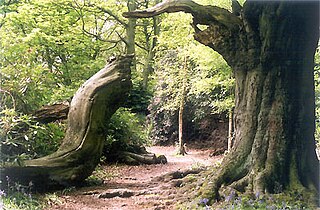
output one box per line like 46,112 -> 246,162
46,146 -> 223,210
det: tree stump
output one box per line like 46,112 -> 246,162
0,55 -> 133,189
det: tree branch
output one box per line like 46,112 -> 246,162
123,0 -> 246,69
97,6 -> 127,27
123,0 -> 241,30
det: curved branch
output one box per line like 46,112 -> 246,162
123,0 -> 245,69
123,0 -> 241,30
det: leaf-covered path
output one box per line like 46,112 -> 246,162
47,146 -> 223,210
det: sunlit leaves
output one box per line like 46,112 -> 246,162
0,0 -> 127,112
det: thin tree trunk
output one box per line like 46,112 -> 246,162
142,0 -> 161,90
227,109 -> 234,152
178,92 -> 186,155
0,56 -> 133,189
177,58 -> 187,156
126,0 -> 136,71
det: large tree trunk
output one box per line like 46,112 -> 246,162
124,0 -> 319,204
0,55 -> 133,189
198,2 -> 319,202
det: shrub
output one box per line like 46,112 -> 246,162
0,109 -> 64,163
102,108 -> 149,160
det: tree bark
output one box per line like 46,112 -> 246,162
142,0 -> 161,90
33,102 -> 69,123
124,0 -> 320,204
178,92 -> 186,155
126,0 -> 137,71
227,109 -> 234,152
0,55 -> 133,189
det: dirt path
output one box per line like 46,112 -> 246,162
47,146 -> 223,210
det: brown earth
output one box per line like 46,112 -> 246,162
46,146 -> 223,210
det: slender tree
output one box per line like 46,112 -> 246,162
124,0 -> 319,204
142,0 -> 161,90
177,57 -> 188,155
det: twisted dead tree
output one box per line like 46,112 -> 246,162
1,55 -> 133,189
124,0 -> 319,205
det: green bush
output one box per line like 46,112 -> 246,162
102,108 -> 149,160
0,109 -> 64,163
124,82 -> 153,114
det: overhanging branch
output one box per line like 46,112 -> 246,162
123,0 -> 241,30
123,0 -> 245,68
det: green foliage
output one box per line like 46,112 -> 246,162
125,82 -> 153,113
103,107 -> 149,158
0,176 -> 44,210
1,191 -> 44,210
0,175 -> 69,210
180,190 -> 316,210
0,0 -> 125,113
0,109 -> 64,163
148,9 -> 234,144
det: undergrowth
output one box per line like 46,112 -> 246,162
0,175 -> 71,210
176,165 -> 317,210
178,189 -> 317,210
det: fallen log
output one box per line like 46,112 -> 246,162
33,102 -> 70,123
119,151 -> 167,165
0,55 -> 133,190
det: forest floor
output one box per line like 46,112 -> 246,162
46,146 -> 223,210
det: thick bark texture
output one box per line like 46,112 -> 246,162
124,0 -> 320,204
1,55 -> 133,189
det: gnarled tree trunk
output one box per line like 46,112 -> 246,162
1,55 -> 133,189
124,0 -> 319,204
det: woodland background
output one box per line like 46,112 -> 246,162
0,0 -> 319,208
